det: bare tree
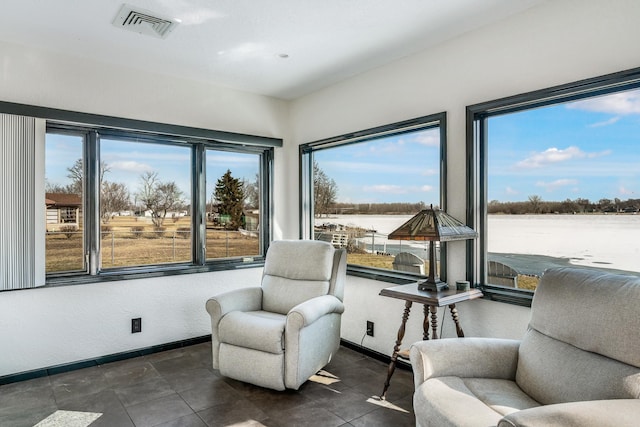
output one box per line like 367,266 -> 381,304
528,195 -> 542,214
136,171 -> 184,227
598,198 -> 613,212
45,179 -> 75,194
243,173 -> 260,209
101,181 -> 130,224
313,161 -> 338,217
66,159 -> 84,195
66,158 -> 111,196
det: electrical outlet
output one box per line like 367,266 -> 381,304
131,317 -> 142,333
366,320 -> 374,337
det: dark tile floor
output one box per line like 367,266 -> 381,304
0,343 -> 415,427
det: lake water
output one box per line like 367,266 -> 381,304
316,213 -> 640,276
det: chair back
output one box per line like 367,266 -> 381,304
530,267 -> 640,367
392,252 -> 425,274
261,240 -> 344,314
516,267 -> 640,404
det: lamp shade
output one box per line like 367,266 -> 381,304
387,206 -> 477,242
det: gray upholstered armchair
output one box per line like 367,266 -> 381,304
205,240 -> 347,391
410,267 -> 640,427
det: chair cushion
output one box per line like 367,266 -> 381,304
218,310 -> 286,354
262,276 -> 330,314
529,267 -> 640,368
498,399 -> 640,427
414,376 -> 540,427
263,240 -> 335,281
516,328 -> 640,405
262,240 -> 335,314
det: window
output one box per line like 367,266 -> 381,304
45,132 -> 85,273
300,113 -> 446,282
44,125 -> 272,278
206,149 -> 261,260
99,137 -> 192,269
8,106 -> 279,284
0,102 -> 278,289
468,68 -> 640,304
60,208 -> 77,223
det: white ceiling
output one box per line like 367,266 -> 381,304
0,0 -> 544,100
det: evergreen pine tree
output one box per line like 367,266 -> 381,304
214,169 -> 245,230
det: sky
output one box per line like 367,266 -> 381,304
314,128 -> 441,205
488,88 -> 640,203
45,136 -> 259,204
315,88 -> 640,206
45,87 -> 640,206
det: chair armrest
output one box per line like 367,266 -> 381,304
205,287 -> 263,370
410,337 -> 520,387
286,294 -> 345,330
498,399 -> 640,427
205,287 -> 263,320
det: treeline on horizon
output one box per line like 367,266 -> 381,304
325,197 -> 640,216
489,196 -> 640,214
328,202 -> 432,215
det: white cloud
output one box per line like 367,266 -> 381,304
590,149 -> 612,158
588,117 -> 620,128
619,186 -> 635,195
505,186 -> 519,195
367,140 -> 404,155
363,185 -> 407,194
207,154 -> 256,166
413,132 -> 440,147
324,160 -> 428,175
108,160 -> 153,173
535,179 -> 578,192
421,168 -> 438,176
515,146 -> 610,168
567,89 -> 640,115
363,184 -> 433,194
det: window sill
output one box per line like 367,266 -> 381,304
347,264 -> 430,285
480,284 -> 533,307
45,259 -> 265,287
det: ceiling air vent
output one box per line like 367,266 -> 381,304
112,4 -> 179,39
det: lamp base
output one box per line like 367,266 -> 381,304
418,280 -> 449,292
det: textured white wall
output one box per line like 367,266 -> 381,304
0,269 -> 262,376
342,277 -> 531,358
0,40 -> 288,139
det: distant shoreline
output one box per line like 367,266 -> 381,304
316,213 -> 640,278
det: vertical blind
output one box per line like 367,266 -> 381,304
0,113 -> 43,290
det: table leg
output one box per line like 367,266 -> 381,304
380,300 -> 412,400
429,305 -> 439,340
449,304 -> 465,337
422,305 -> 430,340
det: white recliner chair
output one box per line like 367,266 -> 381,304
206,240 -> 347,391
410,267 -> 640,427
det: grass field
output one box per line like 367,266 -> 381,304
47,217 -> 541,289
46,216 -> 259,272
347,253 -> 540,289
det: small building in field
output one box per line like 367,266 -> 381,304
45,193 -> 82,231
